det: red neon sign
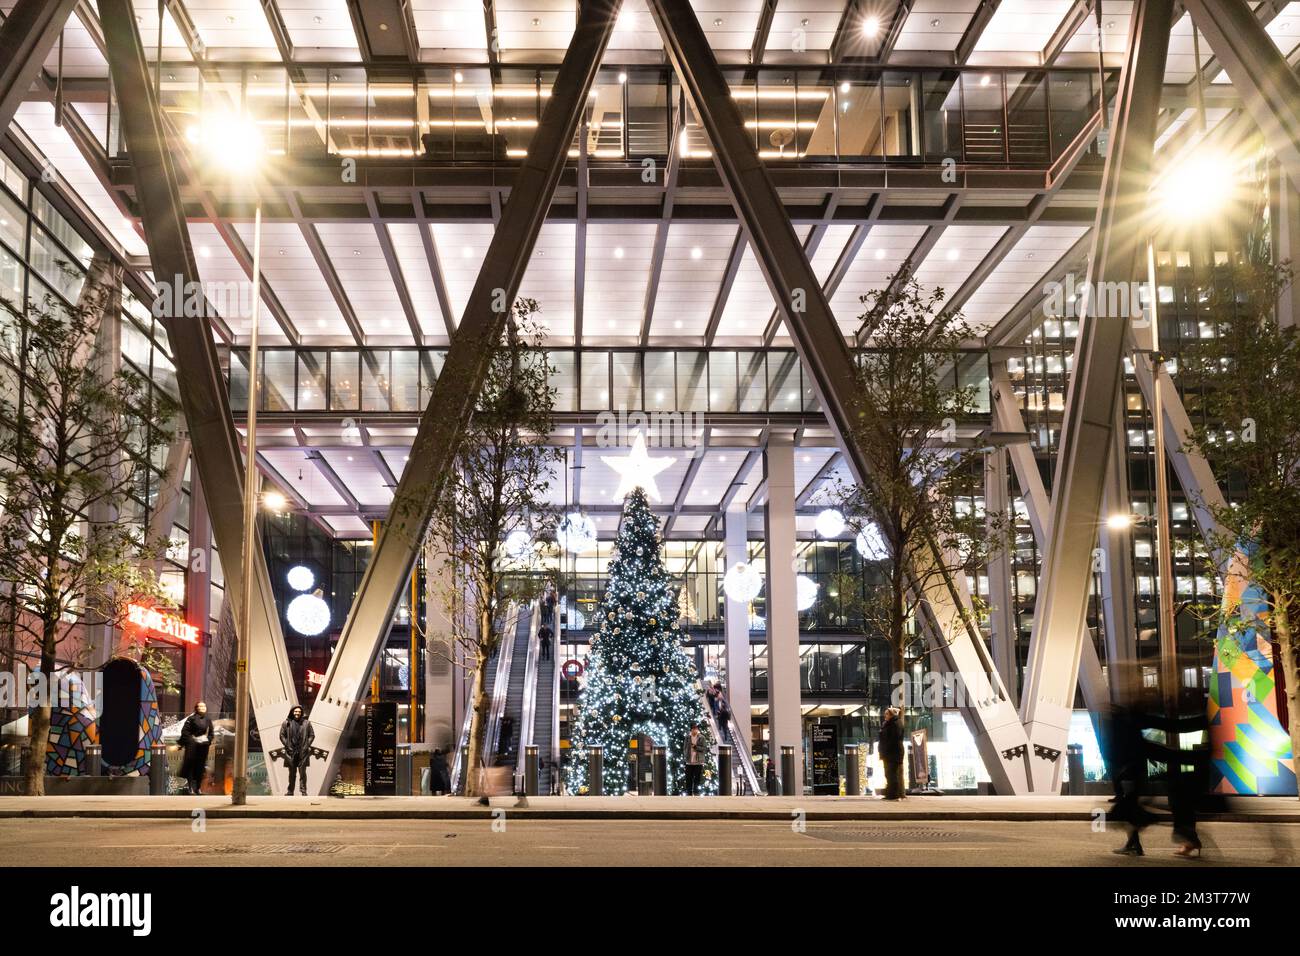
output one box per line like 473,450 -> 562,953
127,603 -> 200,645
306,669 -> 326,686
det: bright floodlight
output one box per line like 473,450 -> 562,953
286,565 -> 315,592
262,490 -> 288,512
187,112 -> 264,175
1107,513 -> 1134,530
796,574 -> 820,611
862,15 -> 881,37
557,512 -> 597,554
287,593 -> 331,636
815,508 -> 846,539
855,523 -> 887,560
504,529 -> 533,560
1155,150 -> 1237,224
723,562 -> 763,603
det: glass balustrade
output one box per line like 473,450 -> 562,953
118,64 -> 1110,169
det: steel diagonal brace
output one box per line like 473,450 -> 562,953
646,0 -> 1033,793
97,0 -> 298,793
1020,0 -> 1175,793
0,0 -> 80,133
304,0 -> 624,795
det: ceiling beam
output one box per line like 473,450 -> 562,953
831,0 -> 913,63
796,451 -> 842,507
703,228 -> 746,345
258,0 -> 295,62
1042,0 -> 1093,66
639,96 -> 686,345
411,191 -> 458,340
285,191 -> 367,345
662,426 -> 710,537
575,109 -> 589,347
955,0 -> 1002,65
365,191 -> 425,346
749,0 -> 778,65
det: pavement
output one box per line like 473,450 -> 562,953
1,816 -> 1296,867
2,794 -> 1298,822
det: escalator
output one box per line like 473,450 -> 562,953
514,599 -> 561,795
701,693 -> 764,796
496,604 -> 535,772
449,603 -> 524,794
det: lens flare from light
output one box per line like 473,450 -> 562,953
1155,151 -> 1238,224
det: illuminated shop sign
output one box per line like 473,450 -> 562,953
306,669 -> 326,686
126,603 -> 200,646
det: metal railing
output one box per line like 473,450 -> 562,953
449,602 -> 522,794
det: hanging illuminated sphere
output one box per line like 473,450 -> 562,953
723,561 -> 763,603
556,512 -> 597,554
856,523 -> 888,560
286,564 -> 315,592
504,529 -> 533,561
287,592 -> 331,636
796,574 -> 819,611
814,507 -> 845,538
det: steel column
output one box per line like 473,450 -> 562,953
983,445 -> 1020,707
1183,0 -> 1300,193
97,0 -> 297,794
1020,0 -> 1174,793
305,0 -> 623,795
649,0 -> 1031,792
0,0 -> 79,134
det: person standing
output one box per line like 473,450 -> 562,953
279,705 -> 315,796
715,686 -> 733,744
428,748 -> 451,795
538,622 -> 553,661
878,707 -> 905,800
684,724 -> 706,796
178,701 -> 214,795
541,584 -> 557,627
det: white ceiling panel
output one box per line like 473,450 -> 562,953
277,0 -> 362,59
320,450 -> 396,507
647,222 -> 739,338
233,221 -> 351,339
386,223 -> 448,340
585,222 -> 656,340
958,225 -> 1090,331
260,449 -> 349,508
911,224 -> 1008,298
185,0 -> 281,56
521,222 -> 576,341
412,0 -> 491,56
765,0 -> 844,54
315,222 -> 412,342
13,102 -> 146,257
896,1 -> 980,53
714,225 -> 812,340
973,0 -> 1074,54
430,221 -> 493,325
187,222 -> 287,339
827,223 -> 927,327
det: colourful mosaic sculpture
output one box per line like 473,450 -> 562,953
105,660 -> 163,777
1208,580 -> 1296,796
26,672 -> 99,776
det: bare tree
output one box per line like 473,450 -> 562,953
425,300 -> 559,796
832,276 -> 1008,721
0,267 -> 177,795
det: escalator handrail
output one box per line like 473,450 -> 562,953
449,602 -> 520,794
550,605 -> 562,794
699,691 -> 763,795
513,602 -> 542,792
483,602 -> 525,763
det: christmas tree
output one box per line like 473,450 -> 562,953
567,487 -> 717,795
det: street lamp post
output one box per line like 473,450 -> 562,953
232,196 -> 263,806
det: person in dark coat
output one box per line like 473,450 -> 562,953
279,705 -> 315,796
179,701 -> 215,795
878,707 -> 905,799
428,748 -> 451,795
538,623 -> 553,661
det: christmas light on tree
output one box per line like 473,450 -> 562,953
567,486 -> 717,795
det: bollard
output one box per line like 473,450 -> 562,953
652,746 -> 667,795
86,743 -> 102,778
717,744 -> 733,796
459,745 -> 468,795
397,745 -> 412,796
588,745 -> 603,796
780,745 -> 797,798
149,744 -> 168,795
1066,743 -> 1085,796
845,745 -> 861,796
525,745 -> 539,796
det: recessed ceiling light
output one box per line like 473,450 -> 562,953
454,71 -> 464,83
618,72 -> 628,84
840,81 -> 850,93
198,246 -> 210,258
614,247 -> 624,258
691,247 -> 702,259
352,249 -> 361,256
278,249 -> 286,256
801,18 -> 810,27
313,16 -> 322,24
714,18 -> 723,27
1107,21 -> 1116,29
607,320 -> 616,329
462,246 -> 472,257
532,17 -> 540,26
317,319 -> 327,328
874,248 -> 886,259
930,18 -> 941,28
347,455 -> 354,461
226,15 -> 235,24
946,248 -> 959,260
379,22 -> 388,31
862,15 -> 880,37
980,75 -> 992,87
674,320 -> 683,329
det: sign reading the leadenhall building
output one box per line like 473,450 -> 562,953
365,701 -> 397,796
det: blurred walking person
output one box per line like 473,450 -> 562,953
178,701 -> 214,795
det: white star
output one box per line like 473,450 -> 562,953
601,431 -> 676,502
